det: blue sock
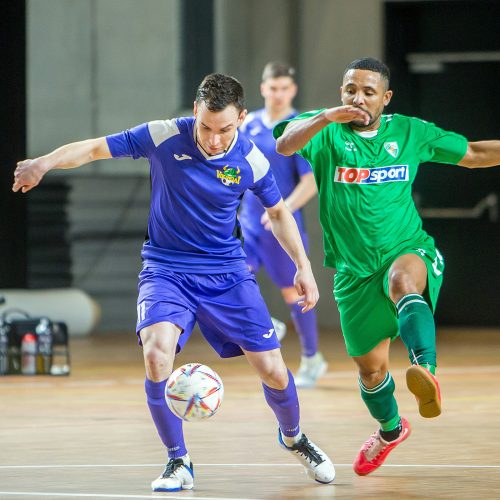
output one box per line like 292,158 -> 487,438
288,302 -> 318,357
262,369 -> 300,437
145,378 -> 187,459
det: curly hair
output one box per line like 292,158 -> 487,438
344,57 -> 390,88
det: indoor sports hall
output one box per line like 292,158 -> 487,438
2,1 -> 499,499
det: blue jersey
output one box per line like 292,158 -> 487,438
239,109 -> 312,236
106,116 -> 282,273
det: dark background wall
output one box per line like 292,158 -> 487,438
1,1 -> 27,288
386,0 -> 500,325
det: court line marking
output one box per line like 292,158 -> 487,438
0,494 -> 256,500
1,463 -> 499,469
2,364 -> 500,389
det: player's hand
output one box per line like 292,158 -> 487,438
324,105 -> 370,125
294,263 -> 319,313
12,158 -> 47,193
260,211 -> 272,231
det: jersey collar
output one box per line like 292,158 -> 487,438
353,129 -> 378,138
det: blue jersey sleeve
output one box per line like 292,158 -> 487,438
244,143 -> 282,208
250,169 -> 282,208
106,123 -> 155,159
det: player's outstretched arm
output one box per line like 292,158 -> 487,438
275,105 -> 369,156
13,137 -> 111,193
265,199 -> 319,312
457,140 -> 500,169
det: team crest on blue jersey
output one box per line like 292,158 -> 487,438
384,141 -> 399,158
217,165 -> 241,186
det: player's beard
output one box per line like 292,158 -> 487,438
350,107 -> 382,130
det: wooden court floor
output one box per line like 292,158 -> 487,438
1,327 -> 499,499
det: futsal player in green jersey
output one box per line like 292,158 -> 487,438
274,57 -> 500,475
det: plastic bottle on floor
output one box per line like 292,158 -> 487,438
21,333 -> 37,375
36,318 -> 53,374
0,319 -> 8,375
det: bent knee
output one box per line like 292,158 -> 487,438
261,365 -> 289,389
358,367 -> 388,388
141,334 -> 175,380
143,342 -> 168,365
388,269 -> 417,298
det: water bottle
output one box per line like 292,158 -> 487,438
36,317 -> 53,374
21,333 -> 37,375
0,319 -> 8,375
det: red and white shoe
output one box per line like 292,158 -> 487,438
353,417 -> 411,476
406,365 -> 442,418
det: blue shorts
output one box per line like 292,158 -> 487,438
136,266 -> 280,358
244,228 -> 309,289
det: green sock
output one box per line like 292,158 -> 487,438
397,294 -> 437,369
423,363 -> 436,375
359,372 -> 400,431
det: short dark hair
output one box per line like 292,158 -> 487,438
261,62 -> 296,82
195,73 -> 245,113
343,57 -> 390,88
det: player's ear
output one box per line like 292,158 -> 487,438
339,85 -> 343,102
193,101 -> 198,116
383,90 -> 393,106
238,109 -> 248,126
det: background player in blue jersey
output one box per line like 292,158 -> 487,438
240,62 -> 327,388
13,73 -> 335,491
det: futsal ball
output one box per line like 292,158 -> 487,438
166,363 -> 224,422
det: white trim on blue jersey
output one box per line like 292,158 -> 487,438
246,141 -> 271,183
148,119 -> 180,147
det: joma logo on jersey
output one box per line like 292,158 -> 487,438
335,165 -> 409,184
217,166 -> 241,186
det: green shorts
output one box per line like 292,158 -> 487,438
333,245 -> 445,357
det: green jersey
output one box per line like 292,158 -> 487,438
274,112 -> 468,276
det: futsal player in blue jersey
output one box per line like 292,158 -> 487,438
13,73 -> 335,491
240,62 -> 327,388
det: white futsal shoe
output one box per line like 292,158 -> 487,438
295,352 -> 328,388
271,317 -> 287,341
151,457 -> 194,492
279,430 -> 336,483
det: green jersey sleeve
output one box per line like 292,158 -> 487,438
414,118 -> 468,165
273,109 -> 333,165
